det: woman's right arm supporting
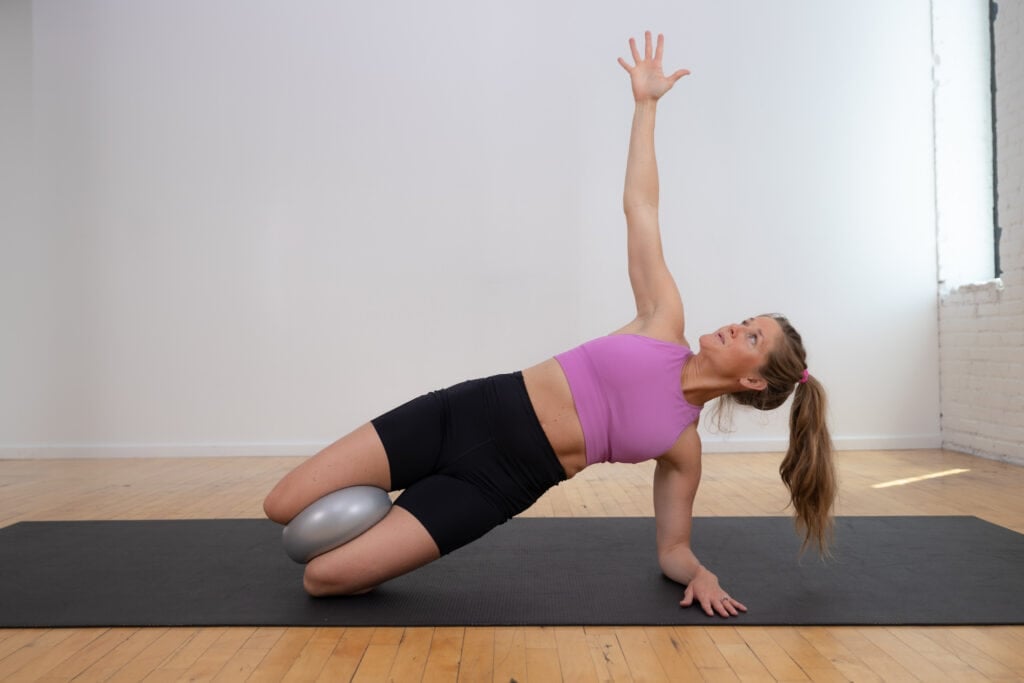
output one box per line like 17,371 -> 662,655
654,426 -> 748,618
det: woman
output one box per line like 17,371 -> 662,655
264,31 -> 836,618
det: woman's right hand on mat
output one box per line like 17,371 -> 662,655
680,567 -> 748,618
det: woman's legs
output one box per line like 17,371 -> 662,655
264,373 -> 566,596
263,422 -> 392,525
262,419 -> 445,596
302,505 -> 440,596
302,474 -> 513,596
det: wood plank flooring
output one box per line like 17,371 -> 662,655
1,448 -> 1022,681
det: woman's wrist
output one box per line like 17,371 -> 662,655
693,564 -> 715,582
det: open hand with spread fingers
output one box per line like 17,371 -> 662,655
617,31 -> 690,102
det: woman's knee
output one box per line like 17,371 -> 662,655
302,557 -> 373,597
299,506 -> 442,597
262,482 -> 296,525
262,423 -> 394,525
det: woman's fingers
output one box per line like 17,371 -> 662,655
629,36 -> 641,65
669,69 -> 691,84
700,595 -> 715,616
625,32 -> 675,68
717,596 -> 746,617
617,56 -> 632,73
689,593 -> 747,618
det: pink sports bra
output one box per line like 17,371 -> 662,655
554,334 -> 702,465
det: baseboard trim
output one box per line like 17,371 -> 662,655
0,442 -> 323,459
0,434 -> 945,459
941,440 -> 1024,466
701,434 -> 944,453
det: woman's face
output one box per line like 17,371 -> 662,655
699,316 -> 784,388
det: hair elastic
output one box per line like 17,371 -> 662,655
798,369 -> 810,384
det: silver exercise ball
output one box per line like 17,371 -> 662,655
282,486 -> 392,563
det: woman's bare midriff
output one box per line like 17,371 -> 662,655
521,358 -> 588,478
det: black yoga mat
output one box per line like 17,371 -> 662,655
2,516 -> 1023,628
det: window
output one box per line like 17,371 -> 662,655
932,0 -> 999,290
988,0 -> 1002,278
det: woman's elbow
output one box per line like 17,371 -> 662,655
656,545 -> 683,574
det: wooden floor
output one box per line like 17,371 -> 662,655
1,448 -> 1023,682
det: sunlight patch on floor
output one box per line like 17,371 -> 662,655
871,468 -> 970,489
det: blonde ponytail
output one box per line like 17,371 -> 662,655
727,314 -> 837,556
779,374 -> 836,555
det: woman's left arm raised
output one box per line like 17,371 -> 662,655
655,425 -> 748,617
617,32 -> 690,338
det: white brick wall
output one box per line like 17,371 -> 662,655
939,1 -> 1024,464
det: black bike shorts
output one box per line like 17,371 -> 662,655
371,371 -> 567,555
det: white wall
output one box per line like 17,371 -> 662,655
939,0 -> 1024,465
0,0 -> 940,457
